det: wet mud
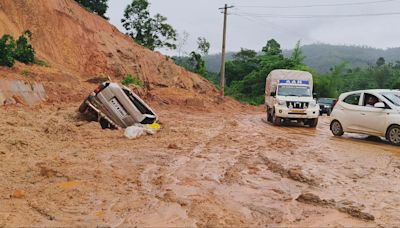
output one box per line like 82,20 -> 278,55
0,105 -> 399,227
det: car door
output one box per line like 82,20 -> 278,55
339,93 -> 363,132
355,93 -> 389,135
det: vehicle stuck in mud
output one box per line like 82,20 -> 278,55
265,70 -> 319,127
79,82 -> 158,129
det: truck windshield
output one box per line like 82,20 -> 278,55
277,85 -> 311,97
380,92 -> 400,106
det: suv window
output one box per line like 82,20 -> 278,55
343,93 -> 361,105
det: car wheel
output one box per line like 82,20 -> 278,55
386,125 -> 400,145
330,120 -> 344,136
267,107 -> 273,122
309,118 -> 318,128
272,112 -> 281,126
327,110 -> 331,116
100,118 -> 111,129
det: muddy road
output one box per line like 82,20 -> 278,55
0,104 -> 399,227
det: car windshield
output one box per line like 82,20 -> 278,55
380,92 -> 400,106
318,98 -> 334,104
277,85 -> 311,97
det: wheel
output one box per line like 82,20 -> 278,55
309,118 -> 318,128
330,120 -> 344,136
327,109 -> 331,116
272,112 -> 281,126
78,99 -> 89,113
267,107 -> 273,122
386,125 -> 400,145
100,118 -> 111,129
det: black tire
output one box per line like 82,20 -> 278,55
267,107 -> 273,122
272,112 -> 281,126
100,118 -> 111,129
327,109 -> 331,116
386,125 -> 400,146
78,99 -> 89,113
309,118 -> 318,128
330,120 -> 344,136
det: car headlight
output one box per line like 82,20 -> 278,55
309,100 -> 317,107
276,100 -> 286,106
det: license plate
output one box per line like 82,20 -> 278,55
109,98 -> 128,119
289,109 -> 305,114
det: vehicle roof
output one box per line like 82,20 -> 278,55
268,69 -> 312,78
339,89 -> 399,98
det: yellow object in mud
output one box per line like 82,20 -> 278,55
146,123 -> 161,130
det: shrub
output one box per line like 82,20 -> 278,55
21,69 -> 30,77
0,34 -> 16,67
15,31 -> 35,64
34,58 -> 49,67
121,74 -> 144,87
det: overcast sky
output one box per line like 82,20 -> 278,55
106,0 -> 400,55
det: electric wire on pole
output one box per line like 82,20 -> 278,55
219,4 -> 234,100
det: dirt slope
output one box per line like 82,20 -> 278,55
0,0 -> 214,93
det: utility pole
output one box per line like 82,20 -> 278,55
218,4 -> 234,100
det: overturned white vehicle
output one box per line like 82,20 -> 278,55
265,69 -> 319,127
79,82 -> 158,129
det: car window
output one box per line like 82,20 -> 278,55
363,93 -> 380,107
343,93 -> 361,105
381,92 -> 400,106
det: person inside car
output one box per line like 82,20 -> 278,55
366,96 -> 379,107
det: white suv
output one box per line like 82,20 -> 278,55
330,89 -> 400,145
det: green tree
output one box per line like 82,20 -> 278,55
262,39 -> 282,57
225,48 -> 258,86
0,34 -> 16,67
376,57 -> 385,67
122,0 -> 177,50
197,37 -> 210,56
75,0 -> 109,19
291,40 -> 305,65
15,30 -> 35,64
188,51 -> 205,75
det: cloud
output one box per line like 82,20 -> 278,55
106,0 -> 400,54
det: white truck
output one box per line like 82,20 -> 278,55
265,69 -> 319,127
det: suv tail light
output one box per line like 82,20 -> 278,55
94,83 -> 109,94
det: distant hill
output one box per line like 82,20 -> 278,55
205,44 -> 400,74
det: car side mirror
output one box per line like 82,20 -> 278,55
374,102 -> 385,108
270,92 -> 276,97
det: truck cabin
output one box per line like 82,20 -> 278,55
276,80 -> 312,97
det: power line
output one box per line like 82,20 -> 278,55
232,11 -> 400,18
236,0 -> 399,9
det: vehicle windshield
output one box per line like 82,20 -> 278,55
380,92 -> 400,106
318,98 -> 334,104
277,85 -> 311,97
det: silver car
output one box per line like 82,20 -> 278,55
79,82 -> 158,129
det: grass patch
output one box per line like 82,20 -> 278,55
121,74 -> 144,88
34,58 -> 49,67
21,69 -> 30,77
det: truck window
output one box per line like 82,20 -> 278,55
343,93 -> 361,105
277,85 -> 311,97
